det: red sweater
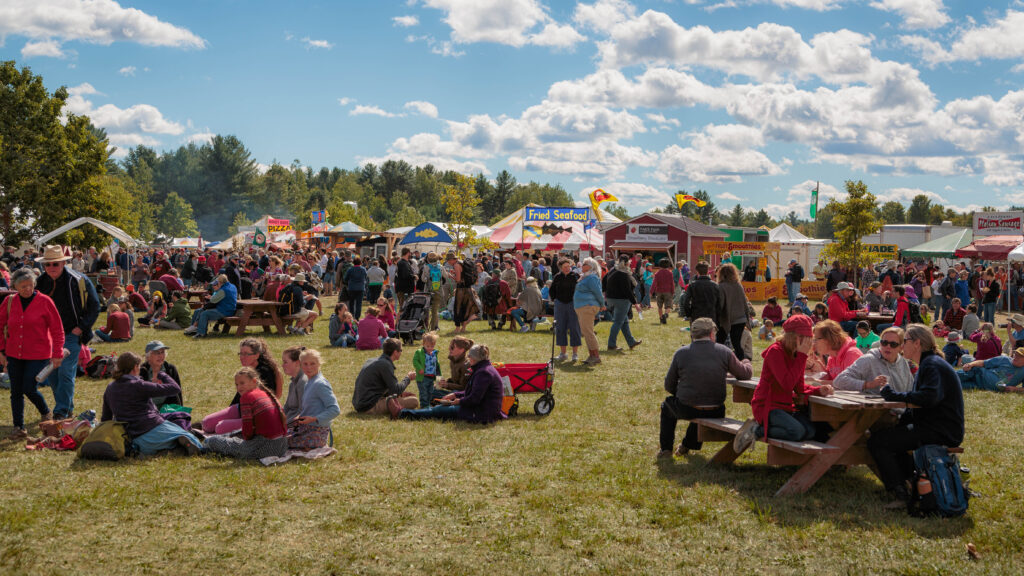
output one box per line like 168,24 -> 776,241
240,388 -> 285,440
651,269 -> 675,294
827,292 -> 858,322
751,342 -> 825,426
101,311 -> 133,340
0,293 -> 65,360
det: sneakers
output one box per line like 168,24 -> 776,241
674,443 -> 690,457
519,325 -> 531,333
733,418 -> 758,455
183,326 -> 198,335
571,353 -> 579,362
661,313 -> 668,325
8,428 -> 28,440
628,339 -> 643,350
656,449 -> 674,459
387,396 -> 403,420
555,353 -> 569,362
583,356 -> 601,365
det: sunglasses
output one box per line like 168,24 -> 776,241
879,340 -> 901,348
44,262 -> 63,268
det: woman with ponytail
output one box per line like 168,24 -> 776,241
204,367 -> 288,459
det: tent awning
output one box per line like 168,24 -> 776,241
902,229 -> 973,258
954,234 -> 1023,260
400,222 -> 453,245
35,217 -> 140,247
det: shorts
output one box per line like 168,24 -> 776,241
655,292 -> 673,308
285,308 -> 311,321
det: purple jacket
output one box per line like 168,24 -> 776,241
100,372 -> 182,438
455,360 -> 504,424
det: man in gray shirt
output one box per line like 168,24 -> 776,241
659,317 -> 752,458
352,338 -> 419,417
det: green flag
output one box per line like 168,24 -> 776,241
251,228 -> 267,248
810,182 -> 819,219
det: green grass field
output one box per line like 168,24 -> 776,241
1,299 -> 1022,575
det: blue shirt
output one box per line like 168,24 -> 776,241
971,356 -> 1024,388
300,372 -> 341,427
573,274 -> 604,309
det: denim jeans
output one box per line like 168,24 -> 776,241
196,309 -> 226,336
416,377 -> 444,408
8,357 -> 50,429
46,332 -> 80,417
758,409 -> 816,441
553,301 -> 581,347
398,404 -> 460,420
982,301 -> 996,324
788,281 -> 801,304
132,420 -> 204,455
510,308 -> 527,328
348,290 -> 363,320
934,295 -> 950,319
331,334 -> 356,348
606,297 -> 637,349
93,329 -> 129,343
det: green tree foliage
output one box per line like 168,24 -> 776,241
751,209 -> 772,228
819,181 -> 880,285
785,211 -> 799,226
392,205 -> 425,227
442,173 -> 482,247
481,170 -> 516,222
228,212 -> 251,236
157,192 -> 199,237
814,204 -> 835,239
906,194 -> 932,224
604,204 -> 629,221
728,204 -> 746,226
878,201 -> 906,224
0,61 -> 109,244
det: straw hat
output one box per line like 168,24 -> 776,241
35,245 -> 71,263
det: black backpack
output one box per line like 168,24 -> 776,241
85,354 -> 117,379
482,281 -> 502,308
907,301 -> 924,325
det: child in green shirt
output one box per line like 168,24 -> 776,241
855,320 -> 880,353
413,332 -> 442,408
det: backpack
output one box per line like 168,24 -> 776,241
907,301 -> 924,325
428,263 -> 443,292
78,420 -> 132,460
85,354 -> 117,379
908,445 -> 969,518
482,281 -> 502,309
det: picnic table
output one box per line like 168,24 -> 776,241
865,312 -> 894,330
695,377 -> 909,496
225,299 -> 288,336
186,288 -> 208,309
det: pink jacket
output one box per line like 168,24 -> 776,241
0,293 -> 65,360
825,337 -> 863,380
355,316 -> 389,350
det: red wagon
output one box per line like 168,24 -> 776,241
493,362 -> 555,416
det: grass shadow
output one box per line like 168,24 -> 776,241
655,451 -> 974,538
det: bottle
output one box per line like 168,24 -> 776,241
917,475 -> 932,496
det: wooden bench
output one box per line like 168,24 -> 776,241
694,416 -> 839,465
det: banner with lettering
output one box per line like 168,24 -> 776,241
973,211 -> 1024,236
524,207 -> 593,223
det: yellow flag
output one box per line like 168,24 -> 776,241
675,193 -> 707,209
589,188 -> 619,221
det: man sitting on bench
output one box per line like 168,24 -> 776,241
657,317 -> 752,458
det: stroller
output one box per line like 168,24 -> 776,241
397,292 -> 432,344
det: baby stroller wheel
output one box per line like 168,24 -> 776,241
534,394 -> 554,416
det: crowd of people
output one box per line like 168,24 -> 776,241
0,242 -> 1012,508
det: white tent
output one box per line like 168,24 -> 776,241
1008,240 -> 1024,262
768,223 -> 829,278
169,237 -> 203,249
35,217 -> 140,247
486,204 -> 604,252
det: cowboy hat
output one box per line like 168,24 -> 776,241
35,245 -> 71,263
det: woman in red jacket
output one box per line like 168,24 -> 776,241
0,268 -> 65,438
734,315 -> 834,454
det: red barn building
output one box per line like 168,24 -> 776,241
602,213 -> 726,264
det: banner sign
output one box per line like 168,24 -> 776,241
625,224 -> 669,242
974,211 -> 1024,236
267,218 -> 292,233
864,244 -> 899,257
731,249 -> 764,257
311,210 -> 327,224
524,207 -> 592,222
703,241 -> 782,253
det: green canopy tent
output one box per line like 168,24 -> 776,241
901,229 -> 973,258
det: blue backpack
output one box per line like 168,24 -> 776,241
909,445 -> 969,518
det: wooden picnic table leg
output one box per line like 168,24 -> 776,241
269,307 -> 286,334
774,410 -> 884,497
235,307 -> 254,336
709,442 -> 743,465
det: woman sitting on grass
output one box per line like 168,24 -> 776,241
137,291 -> 167,326
356,306 -> 390,350
733,315 -> 835,454
329,307 -> 358,348
204,368 -> 288,460
286,348 -> 340,450
100,352 -> 203,455
398,344 -> 504,424
202,338 -> 283,434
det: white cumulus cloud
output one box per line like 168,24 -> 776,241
903,10 -> 1024,65
869,0 -> 949,30
350,105 -> 402,118
119,66 -> 136,76
0,0 -> 205,48
63,82 -> 184,155
337,97 -> 354,106
185,132 -> 215,146
21,39 -> 65,58
656,124 -> 784,183
393,15 -> 419,27
404,100 -> 439,118
302,37 -> 333,49
422,0 -> 584,49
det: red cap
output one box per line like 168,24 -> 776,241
782,315 -> 813,337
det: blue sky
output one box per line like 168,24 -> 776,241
3,0 -> 1024,218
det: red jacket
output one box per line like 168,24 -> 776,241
750,342 -> 824,426
824,337 -> 862,380
240,388 -> 285,440
100,311 -> 132,340
651,269 -> 675,294
827,292 -> 858,322
0,292 -> 65,360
